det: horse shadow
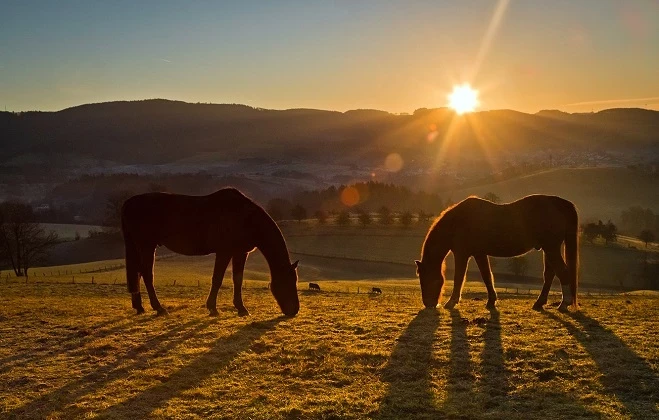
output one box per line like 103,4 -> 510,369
377,308 -> 442,418
7,318 -> 215,418
544,311 -> 659,419
96,317 -> 285,418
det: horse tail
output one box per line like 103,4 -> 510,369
121,202 -> 141,294
564,202 -> 579,309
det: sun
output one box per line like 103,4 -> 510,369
447,83 -> 479,114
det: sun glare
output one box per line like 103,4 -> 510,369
448,84 -> 479,114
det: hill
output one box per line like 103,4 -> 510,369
447,167 -> 659,222
1,100 -> 658,169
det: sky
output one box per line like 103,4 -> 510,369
1,0 -> 658,114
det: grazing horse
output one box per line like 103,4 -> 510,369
415,195 -> 579,311
371,287 -> 383,294
308,283 -> 321,291
121,188 -> 300,317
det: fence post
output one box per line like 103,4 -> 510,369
72,276 -> 75,284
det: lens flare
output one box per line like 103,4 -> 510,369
340,186 -> 360,207
384,153 -> 404,172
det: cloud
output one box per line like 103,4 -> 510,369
159,58 -> 172,63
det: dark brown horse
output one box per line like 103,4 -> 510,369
415,194 -> 579,311
121,188 -> 299,317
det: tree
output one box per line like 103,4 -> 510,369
582,222 -> 600,243
357,210 -> 372,228
267,198 -> 293,222
399,211 -> 413,228
314,210 -> 328,225
291,204 -> 307,222
0,202 -> 59,277
378,206 -> 393,225
417,210 -> 431,224
508,256 -> 529,279
639,229 -> 656,248
336,210 -> 351,226
104,190 -> 133,234
482,192 -> 501,204
601,220 -> 617,245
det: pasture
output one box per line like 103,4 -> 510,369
1,277 -> 657,419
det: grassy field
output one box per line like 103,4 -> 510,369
0,280 -> 657,420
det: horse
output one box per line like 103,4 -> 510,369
415,194 -> 579,312
121,188 -> 300,317
371,287 -> 382,294
308,283 -> 321,291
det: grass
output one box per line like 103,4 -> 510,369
0,281 -> 657,419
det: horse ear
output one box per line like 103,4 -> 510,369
291,260 -> 299,270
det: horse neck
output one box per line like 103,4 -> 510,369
253,212 -> 291,270
421,226 -> 450,266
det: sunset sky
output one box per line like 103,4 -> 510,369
1,0 -> 658,114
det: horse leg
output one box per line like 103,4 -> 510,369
231,252 -> 250,316
544,248 -> 572,312
205,253 -> 231,317
474,255 -> 497,309
124,233 -> 145,314
444,254 -> 469,310
533,253 -> 555,311
141,248 -> 167,316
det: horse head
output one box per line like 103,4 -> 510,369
269,260 -> 300,317
415,260 -> 444,308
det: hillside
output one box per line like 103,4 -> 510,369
1,100 -> 658,169
447,167 -> 659,222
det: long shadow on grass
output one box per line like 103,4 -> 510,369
7,318 -> 215,419
544,311 -> 659,419
96,317 -> 285,418
0,316 -> 131,375
478,308 -> 511,412
377,308 -> 442,419
441,309 -> 477,415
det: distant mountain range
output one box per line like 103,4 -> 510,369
1,99 -> 658,169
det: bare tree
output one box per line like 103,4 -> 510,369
639,229 -> 655,248
291,204 -> 307,222
357,210 -> 372,228
399,210 -> 413,228
0,202 -> 58,277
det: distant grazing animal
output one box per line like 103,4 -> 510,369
416,195 -> 579,311
308,283 -> 321,291
371,287 -> 382,294
121,188 -> 300,317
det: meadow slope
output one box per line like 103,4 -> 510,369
0,282 -> 657,419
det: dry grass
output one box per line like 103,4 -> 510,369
0,281 -> 657,419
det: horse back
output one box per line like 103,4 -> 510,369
121,188 -> 257,255
451,195 -> 576,256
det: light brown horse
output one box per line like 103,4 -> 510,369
121,188 -> 299,317
415,194 -> 579,311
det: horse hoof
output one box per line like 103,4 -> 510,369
443,300 -> 458,310
237,309 -> 250,317
135,308 -> 145,315
532,302 -> 545,311
156,307 -> 169,316
557,304 -> 570,313
208,309 -> 219,317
